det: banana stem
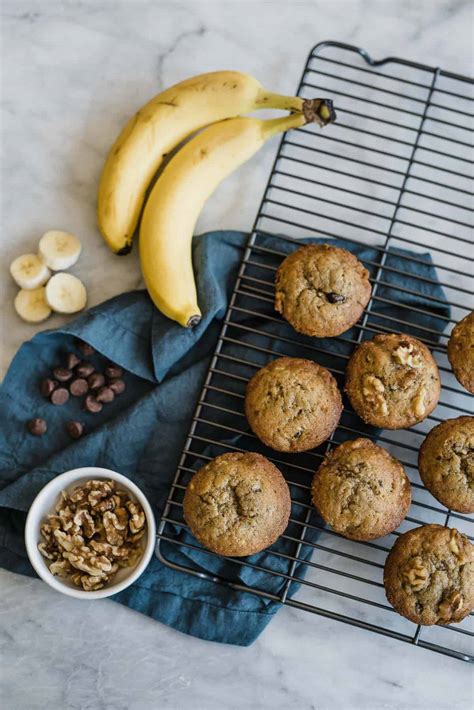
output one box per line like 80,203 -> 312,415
257,92 -> 336,133
261,98 -> 337,140
255,89 -> 306,113
261,112 -> 307,140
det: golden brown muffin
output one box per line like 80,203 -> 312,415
183,452 -> 291,557
384,524 -> 474,626
345,333 -> 440,429
311,438 -> 411,541
274,244 -> 372,338
245,357 -> 342,452
418,416 -> 474,514
448,311 -> 474,394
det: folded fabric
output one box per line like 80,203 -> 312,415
0,231 -> 449,646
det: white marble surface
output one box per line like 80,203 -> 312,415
1,1 -> 473,708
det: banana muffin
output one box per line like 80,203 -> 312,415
447,311 -> 474,394
274,244 -> 372,338
183,452 -> 291,557
384,524 -> 474,626
311,438 -> 411,541
345,333 -> 440,429
418,416 -> 474,514
245,357 -> 342,452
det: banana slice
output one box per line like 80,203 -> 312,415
45,273 -> 87,314
15,287 -> 52,323
10,253 -> 50,290
39,230 -> 82,271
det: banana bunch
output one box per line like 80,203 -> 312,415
97,70 -> 335,326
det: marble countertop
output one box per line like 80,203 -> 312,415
1,1 -> 473,708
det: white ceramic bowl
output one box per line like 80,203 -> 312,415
25,467 -> 156,599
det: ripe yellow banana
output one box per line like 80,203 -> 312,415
98,71 -> 333,254
140,108 -> 333,327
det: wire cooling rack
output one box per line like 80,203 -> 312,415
156,42 -> 474,662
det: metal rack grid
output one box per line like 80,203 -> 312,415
156,42 -> 474,662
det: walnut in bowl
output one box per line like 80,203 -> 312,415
25,468 -> 156,599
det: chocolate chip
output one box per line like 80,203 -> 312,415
78,341 -> 96,357
327,292 -> 346,304
96,386 -> 114,403
52,367 -> 73,382
27,418 -> 47,436
75,362 -> 95,378
65,352 -> 80,370
69,378 -> 89,397
87,372 -> 105,390
40,378 -> 57,398
105,364 -> 123,379
108,378 -> 125,395
84,395 -> 103,413
66,421 -> 84,439
50,388 -> 70,406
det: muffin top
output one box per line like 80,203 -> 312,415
345,333 -> 440,429
448,311 -> 474,394
419,416 -> 474,514
384,524 -> 474,626
183,452 -> 291,557
311,438 -> 411,540
275,244 -> 372,338
245,357 -> 342,452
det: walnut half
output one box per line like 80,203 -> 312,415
411,390 -> 426,418
392,342 -> 422,368
362,374 -> 388,415
403,556 -> 429,592
438,592 -> 463,622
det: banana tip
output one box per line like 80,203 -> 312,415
186,315 -> 202,328
117,244 -> 133,256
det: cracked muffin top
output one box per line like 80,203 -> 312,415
274,244 -> 372,338
345,333 -> 440,429
448,311 -> 474,394
419,416 -> 474,514
245,357 -> 342,453
311,438 -> 411,541
183,452 -> 291,557
384,524 -> 474,626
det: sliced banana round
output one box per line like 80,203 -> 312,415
15,287 -> 52,323
45,273 -> 87,314
38,230 -> 82,271
10,253 -> 50,290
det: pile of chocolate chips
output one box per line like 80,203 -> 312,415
27,340 -> 126,440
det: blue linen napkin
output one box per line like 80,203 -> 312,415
0,231 -> 449,646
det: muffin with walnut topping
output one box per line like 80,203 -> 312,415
418,416 -> 474,514
384,524 -> 474,625
345,333 -> 440,429
448,311 -> 474,394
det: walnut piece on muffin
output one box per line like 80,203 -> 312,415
275,244 -> 372,338
311,438 -> 411,541
245,357 -> 342,452
183,452 -> 290,557
384,524 -> 474,626
418,416 -> 474,514
345,333 -> 440,429
447,311 -> 474,394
